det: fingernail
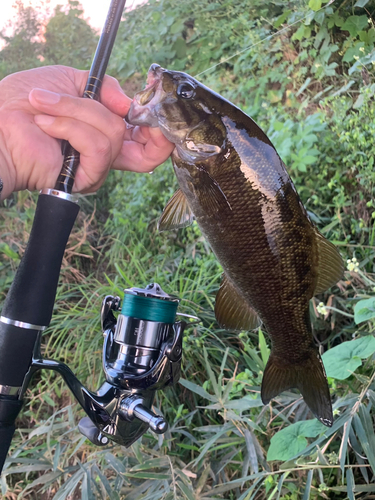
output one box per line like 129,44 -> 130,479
31,88 -> 61,105
34,114 -> 56,126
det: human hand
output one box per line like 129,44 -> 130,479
0,65 -> 174,199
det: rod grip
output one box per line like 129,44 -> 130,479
0,399 -> 23,476
0,322 -> 38,386
2,193 -> 79,326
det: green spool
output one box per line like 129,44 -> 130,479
121,293 -> 178,323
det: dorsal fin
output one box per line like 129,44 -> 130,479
314,230 -> 344,295
158,189 -> 194,231
215,274 -> 260,332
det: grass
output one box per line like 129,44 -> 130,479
1,0 -> 375,497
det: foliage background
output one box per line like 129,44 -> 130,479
1,0 -> 375,498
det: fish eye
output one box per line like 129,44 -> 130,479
177,83 -> 195,99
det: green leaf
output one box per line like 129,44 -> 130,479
346,468 -> 355,500
354,297 -> 375,323
274,10 -> 292,28
125,472 -> 171,480
303,470 -> 313,500
302,155 -> 319,165
42,393 -> 56,407
309,0 -> 322,11
81,473 -> 95,500
173,37 -> 187,58
53,470 -> 85,500
273,121 -> 284,131
178,480 -> 195,500
353,410 -> 375,474
170,20 -> 185,35
342,16 -> 369,37
0,243 -> 20,261
359,28 -> 375,45
292,24 -> 308,41
343,42 -> 365,63
314,11 -> 326,25
105,453 -> 126,474
340,417 -> 353,473
354,0 -> 370,6
223,395 -> 263,411
258,328 -> 270,366
179,378 -> 217,402
130,458 -> 169,471
151,11 -> 161,22
176,442 -> 200,451
358,404 -> 375,470
322,336 -> 375,379
296,163 -> 307,172
267,420 -> 326,461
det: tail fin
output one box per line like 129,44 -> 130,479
261,350 -> 333,427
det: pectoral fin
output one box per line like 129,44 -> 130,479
158,189 -> 194,231
194,167 -> 232,214
215,274 -> 260,332
314,230 -> 344,294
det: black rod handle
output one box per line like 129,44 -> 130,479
0,191 -> 79,477
0,399 -> 23,475
2,193 -> 79,327
54,0 -> 126,193
0,425 -> 15,474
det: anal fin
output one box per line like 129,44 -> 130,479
314,230 -> 344,294
215,274 -> 260,332
261,350 -> 333,427
158,189 -> 194,231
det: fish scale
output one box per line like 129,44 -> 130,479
127,63 -> 345,427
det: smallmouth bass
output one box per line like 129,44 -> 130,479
127,64 -> 344,427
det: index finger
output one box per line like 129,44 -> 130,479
113,126 -> 174,172
100,75 -> 132,117
29,88 -> 126,143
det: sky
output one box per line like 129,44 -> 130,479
1,0 -> 143,33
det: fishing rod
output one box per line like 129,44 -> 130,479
0,0 -> 187,475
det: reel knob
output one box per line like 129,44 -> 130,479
119,395 -> 168,434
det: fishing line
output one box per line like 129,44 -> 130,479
194,0 -> 337,78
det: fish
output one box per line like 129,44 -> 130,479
127,63 -> 344,427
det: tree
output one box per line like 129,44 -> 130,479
0,1 -> 43,79
0,1 -> 98,79
43,1 -> 98,69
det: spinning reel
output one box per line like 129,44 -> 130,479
33,283 -> 187,448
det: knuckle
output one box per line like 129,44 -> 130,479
94,136 -> 111,159
112,116 -> 126,139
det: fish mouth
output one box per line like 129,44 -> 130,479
126,64 -> 165,127
145,63 -> 163,88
